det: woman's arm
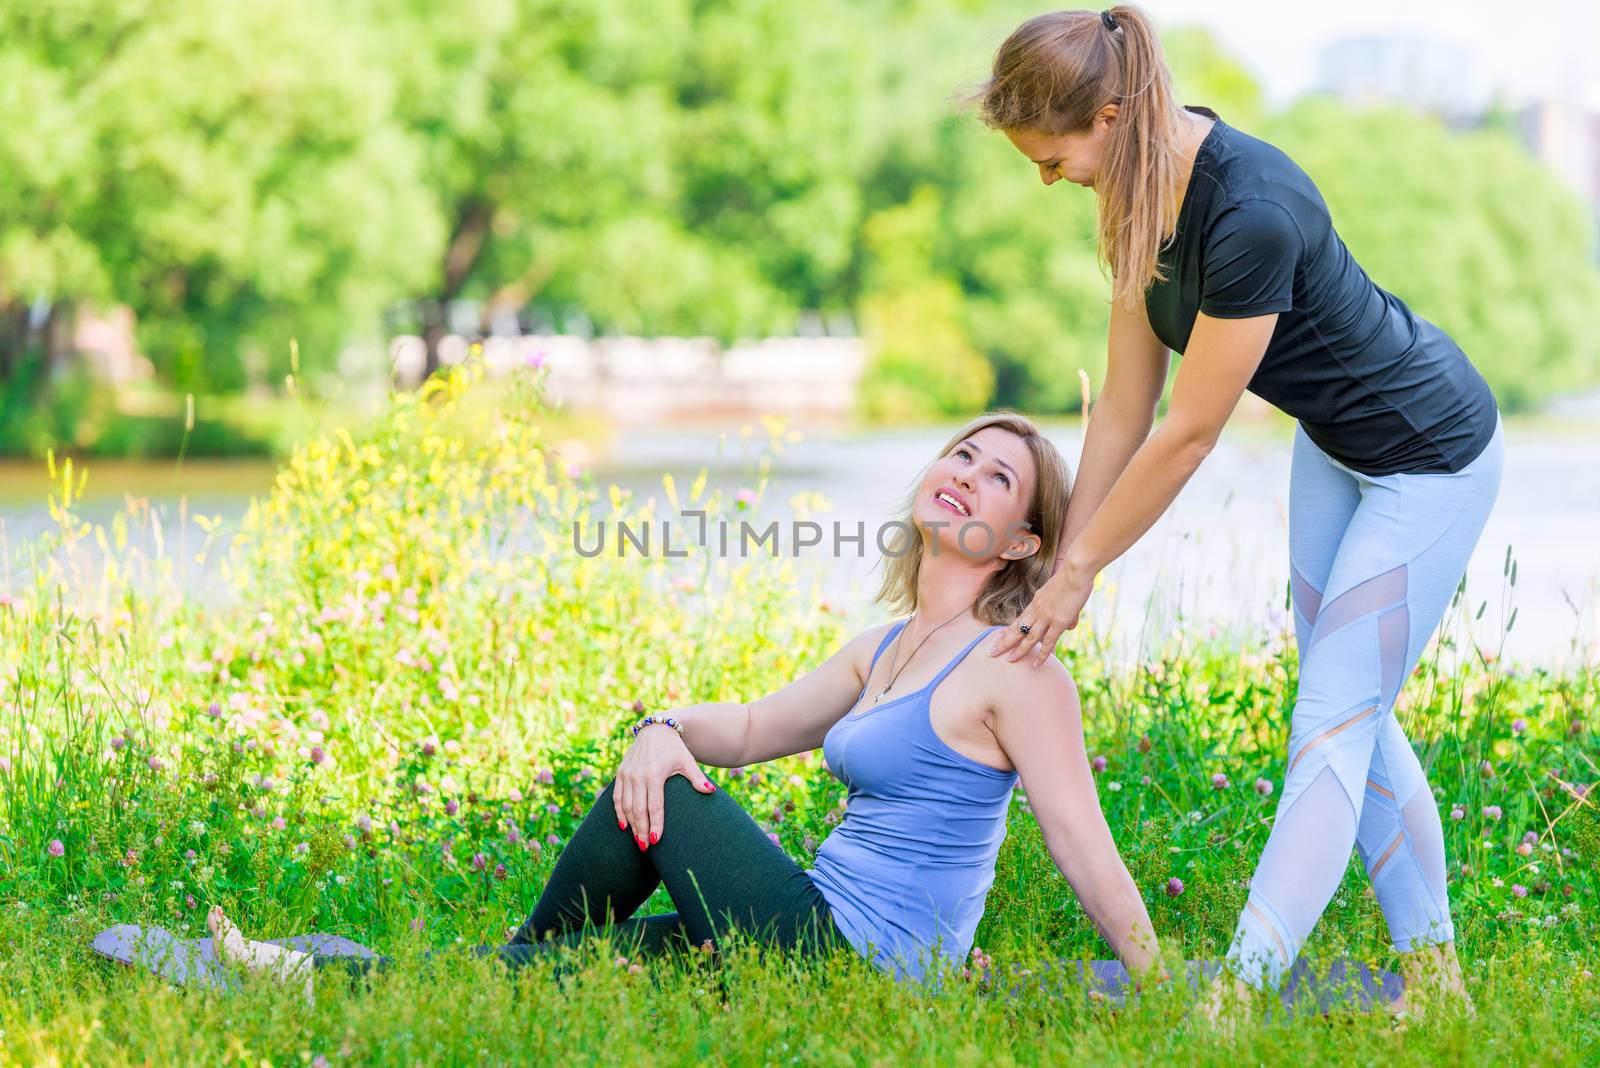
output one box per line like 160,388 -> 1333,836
669,623 -> 887,768
1060,310 -> 1277,577
991,310 -> 1279,665
1057,297 -> 1173,562
989,657 -> 1167,979
614,624 -> 888,846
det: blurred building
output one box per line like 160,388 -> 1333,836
1516,98 -> 1600,224
1314,34 -> 1476,120
1314,34 -> 1599,248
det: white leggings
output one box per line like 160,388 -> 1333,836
1227,414 -> 1505,988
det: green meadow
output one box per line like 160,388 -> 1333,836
2,363 -> 1595,1065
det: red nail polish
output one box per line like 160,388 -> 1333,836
636,836 -> 646,851
618,818 -> 627,830
649,831 -> 659,845
707,782 -> 717,792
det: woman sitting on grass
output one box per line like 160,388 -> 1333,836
209,412 -> 1166,990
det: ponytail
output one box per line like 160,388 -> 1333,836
962,5 -> 1188,308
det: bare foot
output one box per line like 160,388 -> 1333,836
208,906 -> 315,1006
1388,942 -> 1474,1023
1198,971 -> 1254,1037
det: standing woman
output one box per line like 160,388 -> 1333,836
972,6 -> 1503,1014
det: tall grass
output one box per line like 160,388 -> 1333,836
0,357 -> 1595,1065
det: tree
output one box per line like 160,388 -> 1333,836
0,0 -> 443,412
856,187 -> 994,421
378,0 -> 887,368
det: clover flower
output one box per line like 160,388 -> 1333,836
1166,877 -> 1185,897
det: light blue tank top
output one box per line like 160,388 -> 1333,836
807,618 -> 1018,982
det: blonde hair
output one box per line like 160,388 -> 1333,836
875,411 -> 1074,624
962,5 -> 1187,308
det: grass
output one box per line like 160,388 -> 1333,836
0,359 -> 1596,1065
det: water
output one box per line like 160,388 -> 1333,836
2,418 -> 1596,671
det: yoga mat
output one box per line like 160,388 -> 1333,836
92,924 -> 378,991
93,925 -> 1401,1015
989,957 -> 1404,1016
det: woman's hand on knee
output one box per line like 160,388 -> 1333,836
614,725 -> 716,850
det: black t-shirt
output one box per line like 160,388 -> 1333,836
1144,107 -> 1499,476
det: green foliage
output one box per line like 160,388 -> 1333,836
857,188 -> 995,421
0,1 -> 442,392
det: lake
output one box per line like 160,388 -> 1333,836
2,416 -> 1596,672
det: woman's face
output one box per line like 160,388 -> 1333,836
912,426 -> 1042,563
1003,104 -> 1118,188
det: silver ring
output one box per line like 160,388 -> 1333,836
1018,623 -> 1031,635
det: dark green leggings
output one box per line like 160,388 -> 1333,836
323,775 -> 848,976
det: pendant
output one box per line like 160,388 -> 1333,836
875,686 -> 891,703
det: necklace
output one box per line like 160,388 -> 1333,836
873,604 -> 975,703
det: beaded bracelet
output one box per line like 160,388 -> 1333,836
630,713 -> 686,739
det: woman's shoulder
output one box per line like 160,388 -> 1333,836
971,643 -> 1080,719
1204,116 -> 1328,220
